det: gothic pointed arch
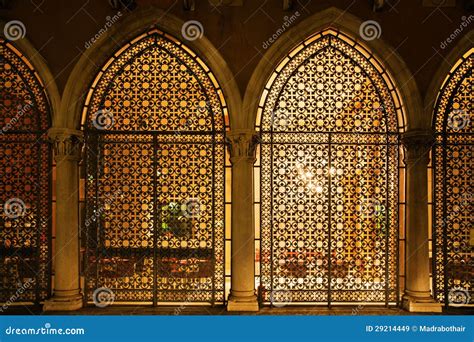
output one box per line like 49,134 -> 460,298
253,28 -> 406,305
243,7 -> 417,130
81,27 -> 231,305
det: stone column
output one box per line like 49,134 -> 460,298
226,130 -> 259,311
43,128 -> 83,311
401,130 -> 441,312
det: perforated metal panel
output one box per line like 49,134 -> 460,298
433,48 -> 473,307
83,29 -> 229,305
0,39 -> 51,304
256,31 -> 403,305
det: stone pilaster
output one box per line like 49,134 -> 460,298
226,130 -> 260,311
43,128 -> 84,311
401,130 -> 442,312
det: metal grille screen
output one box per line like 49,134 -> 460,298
256,31 -> 403,305
433,48 -> 473,307
83,30 -> 228,305
0,39 -> 51,304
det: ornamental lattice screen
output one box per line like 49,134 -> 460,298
82,29 -> 230,305
432,48 -> 473,307
0,39 -> 51,304
255,31 -> 405,305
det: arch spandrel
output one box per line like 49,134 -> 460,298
245,7 -> 418,132
60,6 -> 240,131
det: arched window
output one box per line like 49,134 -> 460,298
432,48 -> 473,307
0,39 -> 51,304
254,30 -> 405,305
82,29 -> 230,305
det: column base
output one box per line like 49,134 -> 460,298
227,295 -> 259,312
43,293 -> 83,312
402,295 -> 442,313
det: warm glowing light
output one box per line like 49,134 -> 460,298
81,29 -> 229,304
257,30 -> 402,304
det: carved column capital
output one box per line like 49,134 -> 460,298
48,128 -> 84,162
401,130 -> 434,165
226,130 -> 260,164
